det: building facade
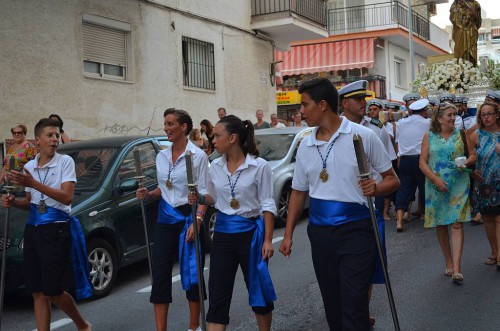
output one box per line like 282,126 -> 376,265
0,0 -> 328,145
274,0 -> 450,119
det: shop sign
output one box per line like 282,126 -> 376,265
276,91 -> 301,105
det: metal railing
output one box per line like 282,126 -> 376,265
251,0 -> 327,27
327,1 -> 429,40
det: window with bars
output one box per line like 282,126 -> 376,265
182,37 -> 215,90
82,15 -> 130,80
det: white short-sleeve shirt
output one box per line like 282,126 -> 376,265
25,153 -> 76,214
395,115 -> 430,156
208,153 -> 277,218
292,117 -> 392,208
156,140 -> 210,207
361,117 -> 397,161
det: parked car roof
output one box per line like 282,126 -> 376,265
58,135 -> 167,150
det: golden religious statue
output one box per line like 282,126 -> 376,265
450,0 -> 482,65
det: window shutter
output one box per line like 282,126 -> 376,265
83,22 -> 126,66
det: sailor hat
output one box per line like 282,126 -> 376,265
402,93 -> 421,104
485,90 -> 500,103
439,92 -> 456,103
428,97 -> 439,106
409,99 -> 429,112
338,80 -> 369,99
454,96 -> 469,105
367,98 -> 384,109
386,102 -> 401,110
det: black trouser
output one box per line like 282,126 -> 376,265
206,230 -> 274,325
395,155 -> 425,211
150,220 -> 206,304
308,219 -> 375,331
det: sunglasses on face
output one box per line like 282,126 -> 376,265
12,131 -> 24,135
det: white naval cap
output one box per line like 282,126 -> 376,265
367,98 -> 384,109
455,96 -> 469,105
386,102 -> 401,110
439,92 -> 456,103
338,80 -> 369,99
402,93 -> 421,104
428,97 -> 439,106
409,99 -> 429,112
485,90 -> 500,103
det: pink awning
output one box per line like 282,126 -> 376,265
275,38 -> 375,77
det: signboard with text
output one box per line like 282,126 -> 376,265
276,91 -> 301,105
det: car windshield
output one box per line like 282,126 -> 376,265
60,147 -> 119,192
255,134 -> 295,161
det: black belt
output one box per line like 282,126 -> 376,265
400,155 -> 420,158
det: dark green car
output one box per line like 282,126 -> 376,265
0,135 -> 215,298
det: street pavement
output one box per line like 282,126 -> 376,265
3,214 -> 500,331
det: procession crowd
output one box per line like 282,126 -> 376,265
1,78 -> 499,331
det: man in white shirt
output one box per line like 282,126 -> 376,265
394,99 -> 430,231
270,113 -> 286,128
280,77 -> 399,330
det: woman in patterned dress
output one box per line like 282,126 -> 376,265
469,103 -> 500,268
0,123 -> 37,184
419,103 -> 476,282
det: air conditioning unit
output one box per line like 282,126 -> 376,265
428,3 -> 437,16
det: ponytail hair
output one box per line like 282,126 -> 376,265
218,115 -> 259,157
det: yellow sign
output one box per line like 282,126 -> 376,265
276,91 -> 301,105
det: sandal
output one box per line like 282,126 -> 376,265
470,218 -> 483,225
445,269 -> 453,277
484,257 -> 497,265
452,273 -> 464,282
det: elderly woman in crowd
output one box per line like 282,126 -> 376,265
419,102 -> 475,282
469,103 -> 500,268
0,123 -> 37,184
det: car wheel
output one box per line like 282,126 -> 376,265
87,238 -> 117,299
276,181 -> 292,227
204,208 -> 216,252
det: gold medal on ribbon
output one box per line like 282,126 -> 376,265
319,168 -> 329,183
230,197 -> 240,209
166,179 -> 173,190
38,200 -> 47,214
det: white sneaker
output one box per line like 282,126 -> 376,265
187,327 -> 202,331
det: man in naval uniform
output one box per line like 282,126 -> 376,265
394,99 -> 430,232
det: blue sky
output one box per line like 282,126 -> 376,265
431,0 -> 498,28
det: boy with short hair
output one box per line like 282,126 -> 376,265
2,118 -> 91,331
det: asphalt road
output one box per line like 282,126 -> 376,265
3,214 -> 500,331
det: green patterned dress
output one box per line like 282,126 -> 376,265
424,129 -> 470,228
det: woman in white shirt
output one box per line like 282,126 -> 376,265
190,115 -> 276,331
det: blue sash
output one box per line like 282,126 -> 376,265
28,204 -> 93,300
216,212 -> 277,307
158,199 -> 201,291
309,198 -> 371,226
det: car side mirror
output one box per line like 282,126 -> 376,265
118,178 -> 139,193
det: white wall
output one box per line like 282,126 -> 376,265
0,0 -> 275,142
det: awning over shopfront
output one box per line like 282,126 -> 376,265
275,38 -> 375,77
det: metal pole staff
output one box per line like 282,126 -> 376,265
0,156 -> 16,331
185,151 -> 207,331
353,134 -> 401,331
133,148 -> 153,281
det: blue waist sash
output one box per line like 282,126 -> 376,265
158,199 -> 201,291
28,204 -> 93,300
216,212 -> 277,307
309,198 -> 371,226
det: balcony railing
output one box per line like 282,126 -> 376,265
328,1 -> 429,40
251,0 -> 327,27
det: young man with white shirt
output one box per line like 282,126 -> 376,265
279,78 -> 399,330
2,118 -> 92,331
